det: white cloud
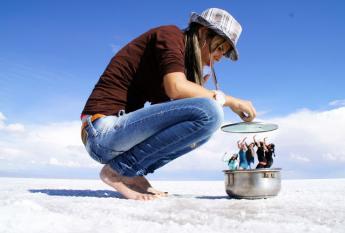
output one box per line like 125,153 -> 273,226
269,107 -> 345,163
289,153 -> 310,163
0,112 -> 25,133
256,110 -> 270,117
5,123 -> 25,133
0,112 -> 98,171
160,107 -> 345,177
1,107 -> 345,178
0,147 -> 23,158
329,99 -> 345,107
0,112 -> 6,121
0,112 -> 6,129
48,157 -> 83,167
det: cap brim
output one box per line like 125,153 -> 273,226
189,13 -> 240,61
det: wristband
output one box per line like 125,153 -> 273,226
213,90 -> 226,106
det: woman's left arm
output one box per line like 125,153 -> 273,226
163,72 -> 215,99
163,72 -> 256,122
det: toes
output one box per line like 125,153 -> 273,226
158,192 -> 168,197
136,194 -> 157,201
146,188 -> 168,196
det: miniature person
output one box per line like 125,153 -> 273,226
80,8 -> 256,200
237,137 -> 249,169
245,142 -> 255,169
253,135 -> 267,169
228,153 -> 239,170
263,137 -> 275,168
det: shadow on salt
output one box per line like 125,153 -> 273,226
29,189 -> 123,198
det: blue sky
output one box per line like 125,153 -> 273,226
1,0 -> 345,179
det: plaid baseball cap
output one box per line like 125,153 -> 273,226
189,8 -> 242,61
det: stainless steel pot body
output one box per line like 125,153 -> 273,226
223,168 -> 282,199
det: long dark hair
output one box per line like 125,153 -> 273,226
246,145 -> 254,164
184,23 -> 217,85
270,143 -> 276,157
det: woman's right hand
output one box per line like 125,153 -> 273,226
226,96 -> 256,122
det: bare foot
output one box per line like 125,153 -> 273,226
133,176 -> 168,196
100,165 -> 158,201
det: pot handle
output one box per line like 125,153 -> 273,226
263,172 -> 276,178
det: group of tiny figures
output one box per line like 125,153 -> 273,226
226,135 -> 276,170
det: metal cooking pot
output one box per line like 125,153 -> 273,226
223,168 -> 282,199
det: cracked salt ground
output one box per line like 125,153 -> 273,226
0,178 -> 344,233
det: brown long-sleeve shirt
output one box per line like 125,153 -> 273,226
82,25 -> 185,116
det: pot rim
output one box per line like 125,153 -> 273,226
223,168 -> 282,174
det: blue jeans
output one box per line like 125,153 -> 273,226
82,98 -> 224,177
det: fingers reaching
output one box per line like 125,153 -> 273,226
239,100 -> 256,122
228,96 -> 257,122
